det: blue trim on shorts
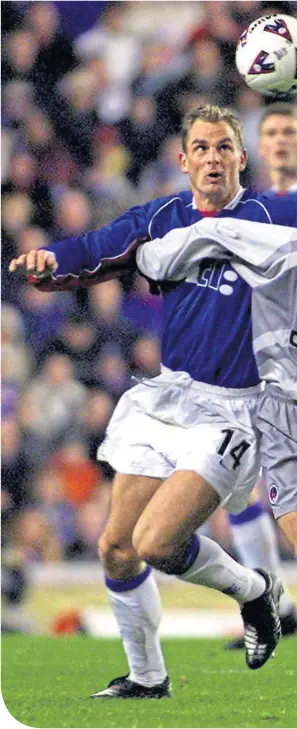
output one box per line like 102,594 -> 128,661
105,565 -> 152,592
228,501 -> 265,525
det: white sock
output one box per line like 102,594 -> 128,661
229,503 -> 294,617
178,535 -> 266,603
106,566 -> 167,687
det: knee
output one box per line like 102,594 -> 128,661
132,522 -> 175,572
98,532 -> 140,580
98,532 -> 111,563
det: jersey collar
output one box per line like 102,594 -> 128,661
192,186 -> 245,210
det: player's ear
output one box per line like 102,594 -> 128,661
239,147 -> 248,172
179,151 -> 188,174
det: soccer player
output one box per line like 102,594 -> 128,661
226,102 -> 297,649
137,217 -> 297,552
10,105 -> 295,698
259,102 -> 297,195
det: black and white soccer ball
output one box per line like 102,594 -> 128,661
236,14 -> 297,95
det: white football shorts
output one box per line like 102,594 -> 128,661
98,366 -> 262,514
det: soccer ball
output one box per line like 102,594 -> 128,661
236,14 -> 297,95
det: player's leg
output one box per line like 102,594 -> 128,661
277,511 -> 297,554
226,485 -> 297,649
228,485 -> 281,574
262,407 -> 297,556
93,472 -> 170,698
133,469 -> 283,670
133,470 -> 268,599
93,379 -> 181,697
255,392 -> 297,634
99,472 -> 161,579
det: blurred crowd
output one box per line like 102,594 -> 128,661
2,0 -> 296,575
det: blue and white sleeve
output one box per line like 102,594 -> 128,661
30,205 -> 151,290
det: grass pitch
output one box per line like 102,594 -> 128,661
2,635 -> 296,728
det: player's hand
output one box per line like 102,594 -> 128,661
9,249 -> 58,278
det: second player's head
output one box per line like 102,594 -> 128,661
179,104 -> 247,210
258,103 -> 297,178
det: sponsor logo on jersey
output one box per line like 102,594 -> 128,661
191,259 -> 238,296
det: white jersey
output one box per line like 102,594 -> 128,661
136,218 -> 297,398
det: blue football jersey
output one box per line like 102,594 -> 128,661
38,187 -> 297,389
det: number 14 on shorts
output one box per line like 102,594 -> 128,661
218,428 -> 251,470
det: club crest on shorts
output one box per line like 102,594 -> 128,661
269,484 -> 279,505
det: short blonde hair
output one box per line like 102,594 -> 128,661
181,104 -> 244,152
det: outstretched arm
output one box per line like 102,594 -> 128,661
9,205 -> 151,291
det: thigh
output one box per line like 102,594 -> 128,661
175,420 -> 259,515
277,511 -> 297,555
103,472 -> 163,547
133,470 -> 220,558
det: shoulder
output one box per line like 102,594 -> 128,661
141,190 -> 192,225
257,190 -> 297,226
140,190 -> 193,238
142,190 -> 192,214
232,188 -> 297,226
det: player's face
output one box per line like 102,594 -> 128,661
179,120 -> 247,206
259,115 -> 297,173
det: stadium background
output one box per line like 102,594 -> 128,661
2,0 -> 297,636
